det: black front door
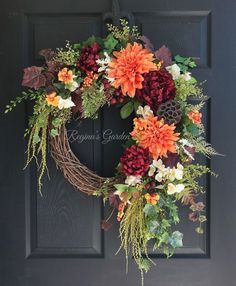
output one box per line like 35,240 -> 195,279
1,0 -> 235,286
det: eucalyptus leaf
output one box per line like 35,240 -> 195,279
120,101 -> 134,119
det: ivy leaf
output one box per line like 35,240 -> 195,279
143,204 -> 156,217
199,215 -> 207,223
83,35 -> 96,46
120,101 -> 134,119
50,128 -> 59,137
147,220 -> 159,234
195,227 -> 204,234
33,134 -> 40,144
104,34 -> 118,52
169,231 -> 183,248
52,118 -> 61,128
22,66 -> 46,90
174,55 -> 185,63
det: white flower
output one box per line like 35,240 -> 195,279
136,105 -> 153,118
166,64 -> 181,80
125,175 -> 141,186
58,97 -> 75,110
181,72 -> 192,81
96,52 -> 111,72
167,183 -> 185,195
155,172 -> 165,182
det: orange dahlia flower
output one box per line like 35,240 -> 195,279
46,91 -> 59,107
131,116 -> 179,159
108,43 -> 157,97
58,67 -> 74,84
188,110 -> 202,125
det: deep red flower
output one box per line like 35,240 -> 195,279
135,69 -> 176,112
120,145 -> 150,176
102,79 -> 125,105
77,42 -> 101,73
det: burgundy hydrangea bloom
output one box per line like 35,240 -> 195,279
120,145 -> 150,176
77,42 -> 101,73
135,69 -> 176,112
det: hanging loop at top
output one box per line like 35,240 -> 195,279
103,0 -> 135,27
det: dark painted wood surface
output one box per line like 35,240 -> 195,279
0,0 -> 235,285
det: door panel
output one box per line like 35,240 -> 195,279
1,0 -> 235,286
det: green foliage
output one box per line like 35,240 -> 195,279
107,19 -> 140,46
81,83 -> 107,119
174,55 -> 197,72
118,197 -> 153,285
175,77 -> 205,101
168,231 -> 183,248
187,135 -> 221,158
104,34 -> 118,53
120,101 -> 134,119
55,41 -> 80,66
5,90 -> 41,113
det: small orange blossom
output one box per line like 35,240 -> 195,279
188,110 -> 202,125
145,193 -> 160,205
58,67 -> 74,84
46,92 -> 59,107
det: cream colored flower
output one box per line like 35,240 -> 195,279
166,64 -> 181,80
136,105 -> 154,118
96,52 -> 111,72
125,175 -> 141,186
58,97 -> 75,110
181,72 -> 192,81
167,183 -> 185,195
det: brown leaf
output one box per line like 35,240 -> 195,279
194,202 -> 205,211
155,45 -> 172,67
44,72 -> 55,86
22,66 -> 46,90
139,35 -> 154,51
189,212 -> 199,222
109,193 -> 121,209
101,220 -> 113,231
71,90 -> 83,115
39,49 -> 56,62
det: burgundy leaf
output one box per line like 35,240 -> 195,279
139,35 -> 154,51
44,71 -> 55,86
22,66 -> 46,90
155,45 -> 172,67
189,212 -> 199,222
194,202 -> 205,211
109,193 -> 121,209
39,49 -> 56,62
47,61 -> 63,75
101,220 -> 113,231
71,90 -> 83,115
162,152 -> 180,168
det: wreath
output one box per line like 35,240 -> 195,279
5,20 -> 219,284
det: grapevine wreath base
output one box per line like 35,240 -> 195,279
50,124 -> 111,194
5,20 -> 219,285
